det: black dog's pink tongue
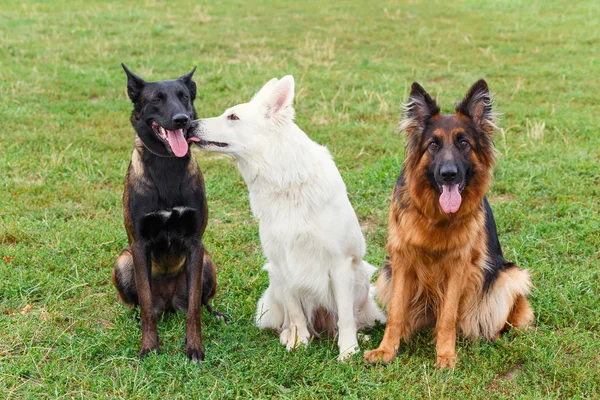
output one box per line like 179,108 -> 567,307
440,184 -> 462,214
166,129 -> 188,157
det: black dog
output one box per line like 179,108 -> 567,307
112,64 -> 223,362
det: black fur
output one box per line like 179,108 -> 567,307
482,197 -> 515,292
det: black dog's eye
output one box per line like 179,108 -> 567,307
428,142 -> 439,150
182,94 -> 189,101
459,139 -> 470,148
151,97 -> 161,103
227,114 -> 239,121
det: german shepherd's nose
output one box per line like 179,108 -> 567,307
440,164 -> 458,182
173,113 -> 190,127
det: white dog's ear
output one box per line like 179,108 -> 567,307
266,75 -> 295,115
252,78 -> 279,103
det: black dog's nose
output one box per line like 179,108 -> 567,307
440,164 -> 458,182
173,114 -> 190,127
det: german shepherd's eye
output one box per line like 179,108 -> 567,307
428,141 -> 439,150
459,139 -> 470,148
227,114 -> 239,121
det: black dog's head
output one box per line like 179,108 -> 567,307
122,64 -> 200,158
401,80 -> 497,215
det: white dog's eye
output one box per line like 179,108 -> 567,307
227,114 -> 239,121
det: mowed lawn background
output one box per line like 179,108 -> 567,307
1,0 -> 599,398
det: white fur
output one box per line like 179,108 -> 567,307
192,76 -> 386,360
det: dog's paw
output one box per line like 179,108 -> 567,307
280,325 -> 309,350
337,344 -> 360,361
363,348 -> 397,365
435,355 -> 456,369
186,344 -> 205,364
138,343 -> 159,359
213,310 -> 230,324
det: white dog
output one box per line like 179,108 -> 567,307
190,76 -> 385,360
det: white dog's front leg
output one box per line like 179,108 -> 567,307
331,257 -> 360,360
279,291 -> 310,351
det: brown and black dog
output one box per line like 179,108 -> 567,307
364,80 -> 534,368
112,65 -> 223,362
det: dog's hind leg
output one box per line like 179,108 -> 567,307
112,246 -> 138,307
255,263 -> 285,330
354,261 -> 387,328
331,256 -> 360,360
460,266 -> 533,340
184,245 -> 207,363
256,284 -> 284,331
504,294 -> 534,331
201,251 -> 229,323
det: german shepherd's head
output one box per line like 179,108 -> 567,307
400,80 -> 497,218
122,64 -> 200,158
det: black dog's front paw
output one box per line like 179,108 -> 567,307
185,343 -> 205,363
139,343 -> 159,359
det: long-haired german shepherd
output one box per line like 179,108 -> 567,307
111,65 -> 222,362
364,80 -> 534,368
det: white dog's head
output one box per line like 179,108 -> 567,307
190,76 -> 295,157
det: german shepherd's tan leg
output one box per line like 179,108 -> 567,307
131,242 -> 159,358
185,245 -> 205,362
434,263 -> 467,368
364,260 -> 415,364
501,294 -> 534,334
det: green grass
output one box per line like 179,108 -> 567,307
1,0 -> 599,398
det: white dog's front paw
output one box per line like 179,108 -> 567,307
337,342 -> 360,361
279,328 -> 291,346
280,325 -> 309,350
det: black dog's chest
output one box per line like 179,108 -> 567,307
139,206 -> 200,278
126,154 -> 207,278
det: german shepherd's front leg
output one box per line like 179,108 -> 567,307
434,261 -> 467,368
364,260 -> 416,364
185,244 -> 205,362
131,241 -> 159,358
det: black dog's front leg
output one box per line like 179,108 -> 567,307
131,241 -> 159,358
185,244 -> 205,362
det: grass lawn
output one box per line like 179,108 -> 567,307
1,0 -> 599,398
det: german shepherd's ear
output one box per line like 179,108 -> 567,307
456,79 -> 497,134
400,82 -> 440,136
178,67 -> 197,101
121,64 -> 146,103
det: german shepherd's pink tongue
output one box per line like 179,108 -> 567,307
440,184 -> 462,214
166,129 -> 188,157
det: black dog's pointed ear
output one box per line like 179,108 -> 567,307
122,63 -> 146,103
400,82 -> 440,136
456,79 -> 497,134
178,66 -> 197,101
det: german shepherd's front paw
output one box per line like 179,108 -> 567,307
435,355 -> 457,369
363,347 -> 397,364
185,341 -> 205,363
